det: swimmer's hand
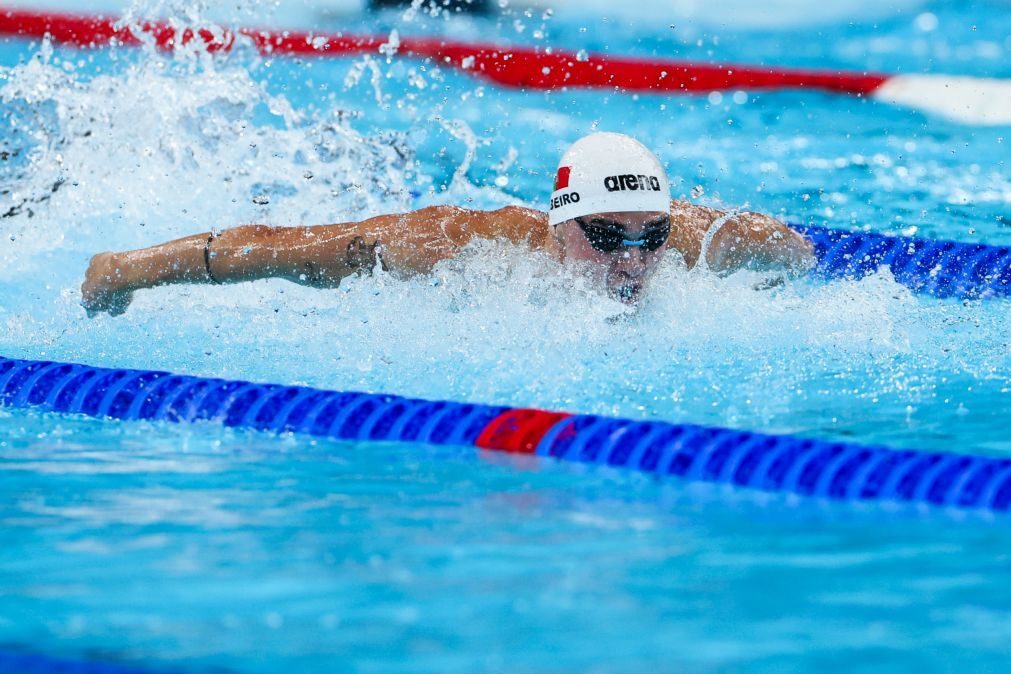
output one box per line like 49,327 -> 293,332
81,252 -> 134,317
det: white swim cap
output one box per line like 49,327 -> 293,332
548,132 -> 670,226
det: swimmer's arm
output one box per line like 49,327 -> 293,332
80,218 -> 428,316
81,206 -> 541,316
708,211 -> 815,275
671,201 -> 815,274
81,225 -> 376,316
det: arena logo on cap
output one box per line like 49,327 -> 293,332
604,174 -> 661,192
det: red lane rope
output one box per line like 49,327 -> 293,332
0,7 -> 890,95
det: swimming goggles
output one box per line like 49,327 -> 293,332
574,215 -> 671,254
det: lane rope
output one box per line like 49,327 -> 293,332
0,649 -> 183,674
3,7 -> 1010,124
794,225 -> 1011,299
3,355 -> 1010,514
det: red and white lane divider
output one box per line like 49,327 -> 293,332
2,6 -> 1009,125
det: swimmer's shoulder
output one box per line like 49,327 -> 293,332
668,199 -> 718,267
499,205 -> 550,248
669,199 -> 721,231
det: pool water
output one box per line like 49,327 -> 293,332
1,0 -> 1010,670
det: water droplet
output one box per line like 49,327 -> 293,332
575,49 -> 589,62
913,12 -> 938,32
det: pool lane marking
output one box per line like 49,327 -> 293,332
5,355 -> 1011,516
476,408 -> 572,454
792,225 -> 1011,300
0,649 -> 186,674
3,6 -> 1011,125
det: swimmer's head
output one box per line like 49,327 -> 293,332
548,132 -> 671,304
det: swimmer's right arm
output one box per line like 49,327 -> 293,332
81,226 -> 340,317
81,205 -> 544,316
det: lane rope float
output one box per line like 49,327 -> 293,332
0,649 -> 184,674
3,355 -> 1011,514
794,225 -> 1011,299
2,7 -> 1010,124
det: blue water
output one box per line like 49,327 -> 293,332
1,0 -> 1010,670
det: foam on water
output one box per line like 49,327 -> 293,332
0,2 -> 1009,454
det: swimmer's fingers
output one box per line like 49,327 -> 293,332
80,286 -> 102,318
80,282 -> 105,318
81,252 -> 133,318
81,296 -> 109,318
99,291 -> 133,317
81,284 -> 133,318
752,275 -> 786,291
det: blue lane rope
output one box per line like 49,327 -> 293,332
0,650 -> 185,674
794,225 -> 1011,298
2,356 -> 1010,514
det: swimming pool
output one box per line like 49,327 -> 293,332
2,0 -> 1010,671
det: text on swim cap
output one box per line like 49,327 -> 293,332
550,191 -> 581,210
604,174 -> 661,192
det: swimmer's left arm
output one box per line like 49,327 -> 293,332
706,211 -> 815,275
671,201 -> 814,275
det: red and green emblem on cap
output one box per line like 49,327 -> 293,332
554,166 -> 571,190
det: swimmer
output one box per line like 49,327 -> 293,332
81,132 -> 815,316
